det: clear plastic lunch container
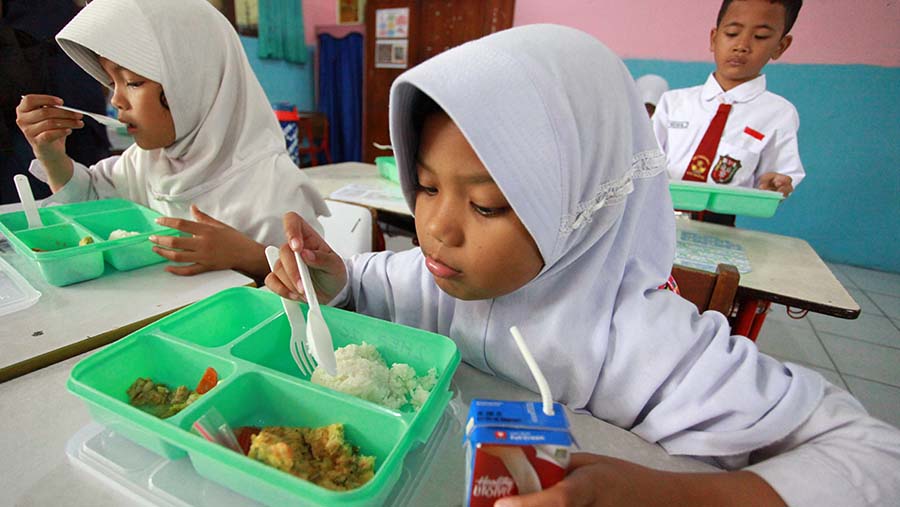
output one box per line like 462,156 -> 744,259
0,199 -> 178,286
67,286 -> 462,507
669,181 -> 784,218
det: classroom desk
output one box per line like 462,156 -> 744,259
0,203 -> 254,383
675,216 -> 861,339
305,163 -> 860,338
1,354 -> 717,506
303,161 -> 415,232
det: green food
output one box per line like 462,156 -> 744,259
126,377 -> 201,418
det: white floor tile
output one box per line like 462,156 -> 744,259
846,288 -> 883,316
809,312 -> 900,349
843,376 -> 900,430
839,265 -> 900,296
868,292 -> 900,320
764,304 -> 815,329
819,333 -> 900,387
826,262 -> 858,290
756,320 -> 835,369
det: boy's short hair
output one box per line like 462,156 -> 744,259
716,0 -> 803,35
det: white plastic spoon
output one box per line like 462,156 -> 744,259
13,174 -> 42,229
53,105 -> 126,127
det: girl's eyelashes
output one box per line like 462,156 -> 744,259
416,183 -> 437,196
472,203 -> 508,217
126,81 -> 145,88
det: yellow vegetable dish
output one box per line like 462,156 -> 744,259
248,423 -> 375,491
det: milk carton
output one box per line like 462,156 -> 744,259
464,399 -> 574,506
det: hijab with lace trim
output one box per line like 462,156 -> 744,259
55,0 -> 328,242
385,24 -> 823,457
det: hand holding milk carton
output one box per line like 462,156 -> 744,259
464,327 -> 576,505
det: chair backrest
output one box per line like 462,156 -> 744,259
671,263 -> 740,316
298,111 -> 328,140
320,200 -> 377,258
297,112 -> 332,166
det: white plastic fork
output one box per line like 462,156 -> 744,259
264,246 -> 316,377
295,250 -> 338,376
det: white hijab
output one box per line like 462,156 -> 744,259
635,74 -> 669,107
389,25 -> 823,457
56,0 -> 327,243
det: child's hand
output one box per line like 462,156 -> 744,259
265,211 -> 347,303
15,95 -> 83,162
757,172 -> 793,197
495,453 -> 786,507
151,205 -> 267,277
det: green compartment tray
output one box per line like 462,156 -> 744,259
0,199 -> 178,286
67,286 -> 461,507
375,156 -> 399,183
669,181 -> 784,218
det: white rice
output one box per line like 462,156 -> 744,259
109,229 -> 141,240
311,342 -> 437,410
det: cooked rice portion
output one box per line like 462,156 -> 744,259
311,342 -> 437,410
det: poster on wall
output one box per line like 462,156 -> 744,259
375,7 -> 409,38
338,0 -> 364,24
374,39 -> 408,69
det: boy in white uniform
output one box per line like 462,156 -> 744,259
653,0 -> 803,224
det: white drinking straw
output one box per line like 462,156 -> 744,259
509,326 -> 554,416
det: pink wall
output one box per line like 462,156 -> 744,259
302,1 -> 900,67
513,0 -> 900,67
303,0 -> 337,45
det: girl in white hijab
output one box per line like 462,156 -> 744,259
635,73 -> 669,116
268,24 -> 900,506
15,0 -> 328,279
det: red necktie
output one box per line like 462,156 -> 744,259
682,103 -> 732,182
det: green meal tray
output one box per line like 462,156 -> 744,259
375,156 -> 399,183
0,199 -> 178,286
67,286 -> 461,507
669,181 -> 784,218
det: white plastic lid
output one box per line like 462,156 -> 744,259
0,255 -> 40,316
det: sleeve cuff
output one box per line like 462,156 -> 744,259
28,159 -> 92,204
746,453 -> 862,507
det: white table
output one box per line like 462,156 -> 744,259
0,355 -> 715,506
675,217 -> 859,319
303,162 -> 409,216
0,202 -> 253,382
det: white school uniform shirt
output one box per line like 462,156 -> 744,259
652,73 -> 805,189
329,24 -> 899,506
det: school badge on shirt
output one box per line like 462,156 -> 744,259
711,155 -> 741,184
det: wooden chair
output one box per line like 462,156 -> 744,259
297,111 -> 333,167
671,263 -> 740,317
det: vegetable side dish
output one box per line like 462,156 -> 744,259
126,367 -> 218,418
243,423 -> 375,491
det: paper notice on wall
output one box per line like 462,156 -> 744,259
375,7 -> 409,38
375,39 -> 408,69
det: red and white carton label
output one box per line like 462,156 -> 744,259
464,400 -> 574,506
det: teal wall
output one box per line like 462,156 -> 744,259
240,36 -> 316,111
626,59 -> 900,274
